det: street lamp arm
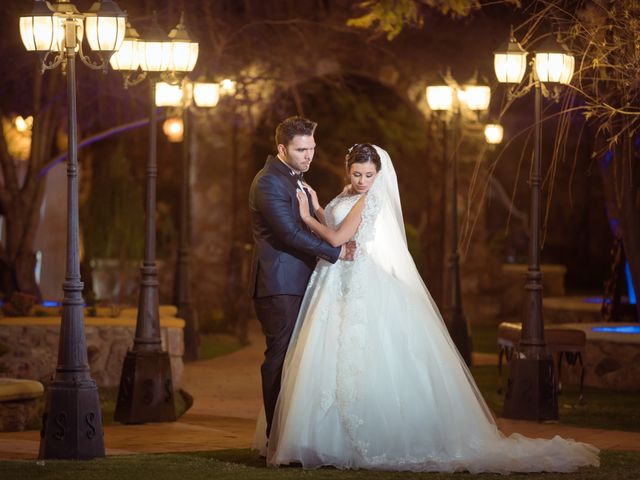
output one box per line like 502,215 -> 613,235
121,70 -> 148,89
118,70 -> 184,90
501,70 -> 537,101
76,47 -> 111,72
40,50 -> 66,73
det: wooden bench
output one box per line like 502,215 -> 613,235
0,378 -> 44,432
497,322 -> 586,401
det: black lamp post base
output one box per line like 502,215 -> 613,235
39,380 -> 105,459
502,355 -> 558,421
114,350 -> 176,424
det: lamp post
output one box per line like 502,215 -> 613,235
493,33 -> 574,421
426,78 -> 490,366
19,0 -> 126,459
110,11 -> 199,424
159,78 -> 220,361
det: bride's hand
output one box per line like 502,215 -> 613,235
296,189 -> 311,220
301,182 -> 320,212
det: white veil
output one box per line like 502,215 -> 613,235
359,145 -> 497,428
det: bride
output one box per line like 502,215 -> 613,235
260,143 -> 599,473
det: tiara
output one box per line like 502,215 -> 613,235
347,143 -> 361,154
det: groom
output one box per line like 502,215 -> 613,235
249,116 -> 350,439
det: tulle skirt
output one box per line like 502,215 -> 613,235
258,256 -> 599,473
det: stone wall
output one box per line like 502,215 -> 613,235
574,339 -> 640,391
556,323 -> 640,391
0,307 -> 184,390
0,399 -> 38,432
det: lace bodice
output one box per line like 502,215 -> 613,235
324,191 -> 363,231
324,188 -> 381,250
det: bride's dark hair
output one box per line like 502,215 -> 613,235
346,143 -> 381,171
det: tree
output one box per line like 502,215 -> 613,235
81,140 -> 145,304
347,0 -> 520,39
514,0 -> 640,319
0,1 -> 149,302
351,0 -> 640,320
0,67 -> 63,300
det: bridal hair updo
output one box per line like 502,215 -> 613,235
346,143 -> 381,171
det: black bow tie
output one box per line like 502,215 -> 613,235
291,171 -> 304,182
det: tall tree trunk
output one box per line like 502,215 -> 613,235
0,67 -> 62,300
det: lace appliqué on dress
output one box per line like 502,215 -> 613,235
324,190 -> 383,462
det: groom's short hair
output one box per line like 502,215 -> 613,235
275,116 -> 317,148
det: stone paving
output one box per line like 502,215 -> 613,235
0,321 -> 639,461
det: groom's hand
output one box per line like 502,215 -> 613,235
339,241 -> 357,261
301,181 -> 320,213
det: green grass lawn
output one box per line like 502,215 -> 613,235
0,449 -> 636,479
469,324 -> 499,354
472,365 -> 640,432
469,324 -> 640,432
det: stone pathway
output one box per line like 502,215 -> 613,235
1,321 -> 639,460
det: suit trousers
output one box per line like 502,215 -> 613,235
253,294 -> 303,438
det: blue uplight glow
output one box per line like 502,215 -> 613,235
582,296 -> 603,304
625,261 -> 637,305
41,300 -> 62,307
592,325 -> 640,334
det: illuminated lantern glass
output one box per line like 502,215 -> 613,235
534,38 -> 575,85
84,0 -> 126,53
461,85 -> 491,111
163,117 -> 184,142
484,124 -> 504,144
426,85 -> 454,111
167,13 -> 199,73
138,16 -> 172,72
155,82 -> 184,107
19,0 -> 57,52
219,78 -> 236,96
110,21 -> 141,71
494,36 -> 528,84
193,82 -> 220,107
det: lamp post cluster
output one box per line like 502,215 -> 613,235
19,0 -> 126,460
107,11 -> 201,425
426,76 -> 492,367
157,78 -> 221,361
493,32 -> 575,421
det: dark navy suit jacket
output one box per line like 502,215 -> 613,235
249,155 -> 341,298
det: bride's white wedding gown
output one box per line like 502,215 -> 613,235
261,147 -> 599,473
